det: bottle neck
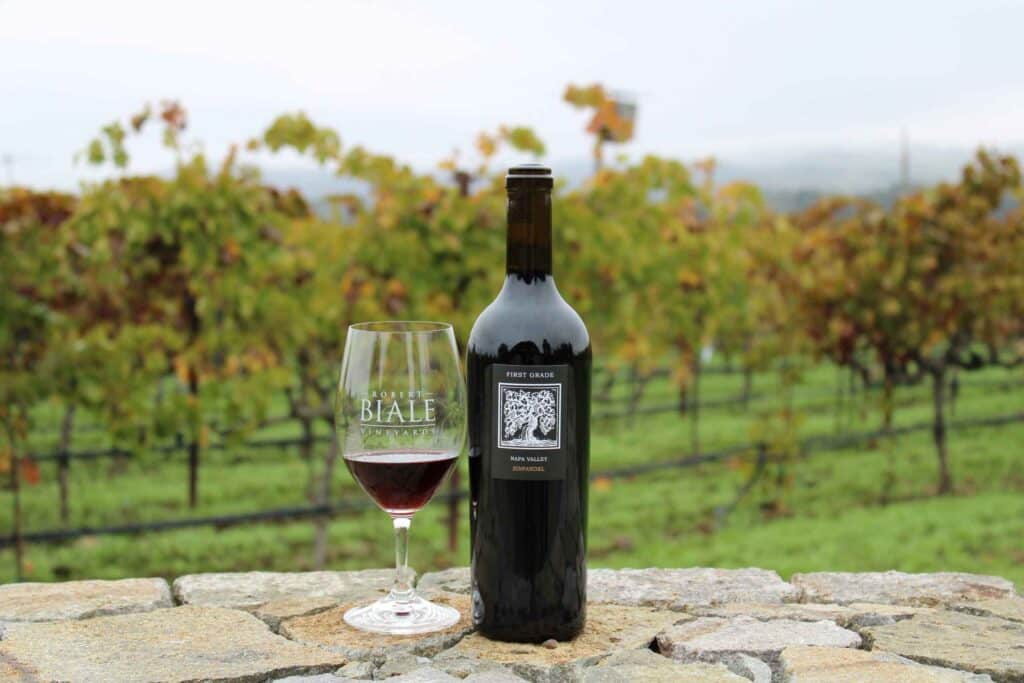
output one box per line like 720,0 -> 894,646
506,187 -> 552,279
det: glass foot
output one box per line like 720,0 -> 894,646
343,594 -> 460,635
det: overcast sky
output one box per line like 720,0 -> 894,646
2,0 -> 1023,188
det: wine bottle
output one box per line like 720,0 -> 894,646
467,164 -> 591,642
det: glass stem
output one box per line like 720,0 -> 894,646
389,517 -> 414,603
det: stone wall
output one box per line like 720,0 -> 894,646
0,567 -> 1021,682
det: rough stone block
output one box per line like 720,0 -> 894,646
582,648 -> 747,682
440,603 -> 682,681
690,600 -> 925,629
864,610 -> 1024,681
589,567 -> 799,610
0,604 -> 346,682
952,596 -> 1024,624
0,577 -> 172,622
173,569 -> 394,610
791,571 -> 1015,606
781,645 -> 995,682
280,593 -> 473,664
656,615 -> 861,677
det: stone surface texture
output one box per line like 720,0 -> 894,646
780,646 -> 996,682
791,571 -> 1016,606
656,615 -> 861,677
0,577 -> 172,622
726,653 -> 774,683
376,652 -> 433,677
254,595 -> 340,631
417,567 -> 471,595
417,566 -> 801,609
280,593 -> 473,664
588,567 -> 799,609
863,609 -> 1024,682
952,596 -> 1024,624
690,600 -> 926,628
387,667 -> 461,682
173,569 -> 394,610
581,648 -> 747,682
335,660 -> 375,679
0,567 -> 1017,682
439,603 -> 681,681
0,605 -> 345,682
463,671 -> 532,683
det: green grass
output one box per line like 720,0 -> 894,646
3,364 -> 1023,586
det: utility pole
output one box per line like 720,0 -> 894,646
1,154 -> 14,186
899,127 -> 910,192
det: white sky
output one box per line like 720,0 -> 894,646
2,0 -> 1023,188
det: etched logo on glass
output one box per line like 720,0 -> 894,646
497,383 -> 561,449
359,390 -> 436,438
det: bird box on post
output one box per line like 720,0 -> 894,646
586,93 -> 637,144
565,83 -> 637,171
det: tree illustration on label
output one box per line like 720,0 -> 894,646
501,387 -> 558,448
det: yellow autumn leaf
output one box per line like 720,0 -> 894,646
385,279 -> 407,297
475,133 -> 498,158
677,269 -> 703,290
173,356 -> 190,384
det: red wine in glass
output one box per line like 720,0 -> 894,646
344,450 -> 457,517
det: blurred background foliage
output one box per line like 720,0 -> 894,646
1,90 -> 1023,583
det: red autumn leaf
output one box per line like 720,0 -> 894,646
20,457 -> 41,486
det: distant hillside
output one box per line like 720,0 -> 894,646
259,143 -> 1024,215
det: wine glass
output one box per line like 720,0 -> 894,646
335,321 -> 466,635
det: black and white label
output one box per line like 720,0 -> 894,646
487,364 -> 571,480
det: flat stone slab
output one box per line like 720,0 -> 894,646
438,603 -> 681,681
431,652 -> 526,680
953,597 -> 1024,624
463,671 -> 531,682
726,653 -> 773,683
781,646 -> 995,682
417,567 -> 471,595
792,571 -> 1016,606
280,593 -> 473,663
0,577 -> 172,622
0,604 -> 345,682
418,567 -> 799,610
376,652 -> 433,677
588,568 -> 799,610
864,610 -> 1024,681
335,660 -> 375,679
690,601 -> 925,629
254,596 -> 340,631
173,569 -> 394,610
582,648 -> 746,682
656,615 -> 861,675
0,658 -> 26,681
388,668 -> 460,682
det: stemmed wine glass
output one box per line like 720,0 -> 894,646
335,321 -> 466,635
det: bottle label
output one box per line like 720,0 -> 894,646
486,364 -> 571,480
